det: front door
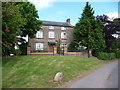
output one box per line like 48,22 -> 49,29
49,46 -> 54,52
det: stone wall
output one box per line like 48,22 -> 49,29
64,46 -> 88,57
27,46 -> 57,56
28,25 -> 74,52
27,46 -> 88,57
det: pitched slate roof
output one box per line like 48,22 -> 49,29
42,21 -> 73,27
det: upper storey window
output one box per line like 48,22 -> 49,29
48,31 -> 55,38
61,32 -> 67,39
36,31 -> 43,38
61,27 -> 66,30
49,26 -> 54,30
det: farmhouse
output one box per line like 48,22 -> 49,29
28,19 -> 74,52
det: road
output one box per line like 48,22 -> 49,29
67,60 -> 118,88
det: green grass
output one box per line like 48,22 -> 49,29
2,55 -> 109,88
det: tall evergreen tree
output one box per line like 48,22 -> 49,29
73,2 -> 105,57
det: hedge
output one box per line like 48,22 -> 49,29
110,49 -> 120,58
96,52 -> 116,60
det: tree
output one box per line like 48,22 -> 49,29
96,15 -> 120,52
72,2 -> 105,57
2,2 -> 42,55
16,2 -> 42,54
111,38 -> 120,50
2,2 -> 26,56
16,2 -> 42,38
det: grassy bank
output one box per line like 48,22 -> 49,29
3,55 -> 110,88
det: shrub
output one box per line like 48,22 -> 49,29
96,52 -> 116,60
110,49 -> 120,58
32,48 -> 48,53
36,49 -> 48,52
19,43 -> 28,55
108,53 -> 116,60
116,50 -> 120,58
14,49 -> 22,55
56,39 -> 61,54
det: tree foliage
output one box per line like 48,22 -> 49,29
2,2 -> 26,55
16,2 -> 42,55
2,2 -> 42,55
96,15 -> 120,52
56,39 -> 61,54
17,2 -> 42,38
111,38 -> 120,50
72,2 -> 105,53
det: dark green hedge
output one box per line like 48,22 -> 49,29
96,52 -> 116,60
110,49 -> 120,58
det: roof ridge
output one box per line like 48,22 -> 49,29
41,20 -> 68,23
41,20 -> 73,27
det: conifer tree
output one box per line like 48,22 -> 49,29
73,2 -> 105,57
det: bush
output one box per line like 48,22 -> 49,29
56,39 -> 61,54
116,50 -> 120,58
19,43 -> 28,55
32,48 -> 48,53
36,49 -> 48,52
96,52 -> 116,60
14,49 -> 22,55
110,49 -> 120,58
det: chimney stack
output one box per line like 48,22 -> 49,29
66,18 -> 70,23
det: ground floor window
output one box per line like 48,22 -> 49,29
36,43 -> 44,50
60,43 -> 67,47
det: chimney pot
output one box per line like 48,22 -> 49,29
66,18 -> 70,23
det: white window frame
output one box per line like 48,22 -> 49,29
48,31 -> 55,38
49,26 -> 54,30
36,43 -> 44,50
36,31 -> 43,38
61,32 -> 67,39
60,43 -> 67,47
61,27 -> 66,30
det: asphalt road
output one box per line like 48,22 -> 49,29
67,60 -> 118,88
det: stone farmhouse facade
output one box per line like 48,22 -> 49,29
28,19 -> 74,52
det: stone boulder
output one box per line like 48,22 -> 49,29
53,72 -> 63,82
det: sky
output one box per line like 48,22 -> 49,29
28,0 -> 119,26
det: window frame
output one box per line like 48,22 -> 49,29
36,43 -> 44,50
48,31 -> 55,38
61,32 -> 67,39
61,27 -> 66,30
60,43 -> 67,47
49,26 -> 54,30
36,31 -> 43,38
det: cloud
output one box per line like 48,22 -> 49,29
106,12 -> 118,21
28,0 -> 55,10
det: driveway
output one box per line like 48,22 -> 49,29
66,60 -> 118,88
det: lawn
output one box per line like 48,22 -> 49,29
2,55 -> 110,88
